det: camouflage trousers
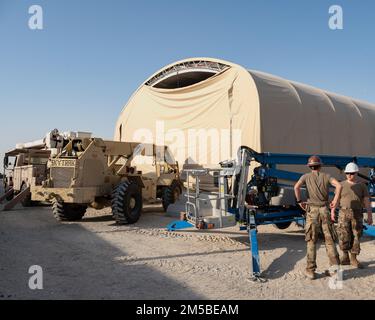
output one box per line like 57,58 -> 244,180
337,209 -> 363,255
305,205 -> 339,271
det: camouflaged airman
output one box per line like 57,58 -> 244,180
333,162 -> 373,268
294,155 -> 342,280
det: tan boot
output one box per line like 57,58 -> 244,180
350,253 -> 363,269
340,251 -> 350,265
305,269 -> 316,280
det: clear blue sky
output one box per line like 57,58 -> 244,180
1,0 -> 374,161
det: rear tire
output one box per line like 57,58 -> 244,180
112,181 -> 142,224
5,186 -> 14,201
52,200 -> 87,221
162,180 -> 182,211
274,221 -> 292,230
21,183 -> 34,207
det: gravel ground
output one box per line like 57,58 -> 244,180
0,186 -> 374,300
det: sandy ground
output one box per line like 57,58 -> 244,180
0,180 -> 374,300
0,205 -> 374,300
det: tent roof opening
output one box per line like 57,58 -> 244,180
145,60 -> 230,89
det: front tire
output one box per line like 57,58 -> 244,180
52,200 -> 87,221
112,181 -> 143,224
162,180 -> 182,211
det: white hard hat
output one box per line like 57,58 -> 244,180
344,162 -> 359,173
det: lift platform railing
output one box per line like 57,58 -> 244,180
183,168 -> 236,229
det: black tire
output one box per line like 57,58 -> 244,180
112,181 -> 142,224
5,186 -> 14,201
274,221 -> 292,230
21,183 -> 34,207
52,200 -> 87,221
162,180 -> 182,211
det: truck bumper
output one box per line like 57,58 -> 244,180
31,186 -> 99,204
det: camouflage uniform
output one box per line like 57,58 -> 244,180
298,172 -> 339,272
337,181 -> 368,255
338,209 -> 363,254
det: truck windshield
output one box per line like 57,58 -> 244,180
30,157 -> 48,165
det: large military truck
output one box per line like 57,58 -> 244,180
31,137 -> 182,223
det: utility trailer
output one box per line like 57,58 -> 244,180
167,147 -> 375,280
31,137 -> 182,223
1,148 -> 51,210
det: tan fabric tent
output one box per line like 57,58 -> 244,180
115,57 -> 375,169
